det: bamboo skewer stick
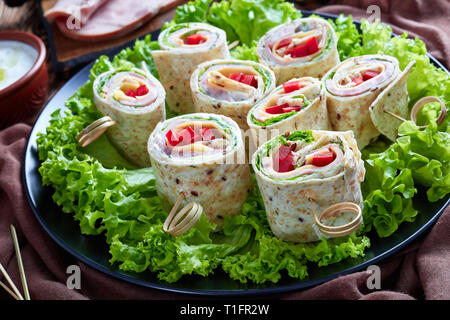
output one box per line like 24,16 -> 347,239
10,225 -> 30,300
0,263 -> 24,301
0,280 -> 21,300
228,40 -> 240,50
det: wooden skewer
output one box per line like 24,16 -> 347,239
0,280 -> 21,300
228,40 -> 240,50
383,109 -> 407,122
309,199 -> 362,238
0,263 -> 24,301
10,225 -> 30,300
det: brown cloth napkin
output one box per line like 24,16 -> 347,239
312,0 -> 450,68
1,0 -> 450,300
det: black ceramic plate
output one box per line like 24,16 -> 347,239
23,11 -> 450,297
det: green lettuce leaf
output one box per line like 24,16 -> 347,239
168,0 -> 301,47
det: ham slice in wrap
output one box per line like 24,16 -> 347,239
45,0 -> 185,41
152,23 -> 230,115
148,113 -> 252,227
324,54 -> 414,149
252,130 -> 365,243
257,17 -> 340,85
247,77 -> 330,147
93,67 -> 166,167
190,59 -> 276,130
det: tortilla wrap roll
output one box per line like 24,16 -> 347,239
257,17 -> 340,85
152,23 -> 230,114
148,113 -> 252,227
324,54 -> 414,149
93,67 -> 166,167
190,59 -> 276,130
247,77 -> 330,147
252,130 -> 365,243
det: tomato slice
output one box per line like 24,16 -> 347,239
186,33 -> 205,45
200,127 -> 215,141
311,151 -> 335,167
166,129 -> 181,146
125,89 -> 137,97
362,70 -> 380,81
283,80 -> 302,93
305,36 -> 319,55
282,106 -> 301,113
266,103 -> 289,114
277,37 -> 292,49
274,145 -> 295,172
352,76 -> 364,86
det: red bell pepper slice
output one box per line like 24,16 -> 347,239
186,33 -> 205,45
352,76 -> 364,86
283,80 -> 302,93
311,151 -> 335,167
286,36 -> 319,58
362,70 -> 380,81
305,36 -> 319,55
136,85 -> 149,96
125,89 -> 137,97
282,106 -> 301,113
286,43 -> 308,58
277,37 -> 292,49
266,103 -> 289,114
200,127 -> 215,141
229,73 -> 257,88
274,145 -> 295,173
229,73 -> 244,82
240,74 -> 257,88
178,126 -> 200,145
166,129 -> 181,146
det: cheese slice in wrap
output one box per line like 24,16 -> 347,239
252,130 -> 365,243
324,54 -> 414,149
257,17 -> 340,85
152,23 -> 230,115
190,59 -> 276,130
148,113 -> 252,227
247,77 -> 330,148
93,68 -> 166,167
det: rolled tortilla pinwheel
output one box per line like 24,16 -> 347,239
247,77 -> 330,147
148,113 -> 252,227
252,130 -> 365,243
190,59 -> 276,130
152,23 -> 230,114
257,17 -> 340,85
93,67 -> 166,167
324,54 -> 414,149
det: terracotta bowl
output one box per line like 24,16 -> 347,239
0,31 -> 49,128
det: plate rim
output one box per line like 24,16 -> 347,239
22,10 -> 450,297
